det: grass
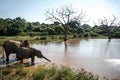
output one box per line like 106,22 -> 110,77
0,64 -> 108,80
0,64 -> 27,80
0,35 -> 107,46
33,65 -> 108,80
0,35 -> 64,46
0,63 -> 46,80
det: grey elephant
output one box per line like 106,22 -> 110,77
2,40 -> 29,63
17,47 -> 51,65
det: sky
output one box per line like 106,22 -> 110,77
0,0 -> 120,26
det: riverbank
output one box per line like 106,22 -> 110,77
0,35 -> 63,46
0,35 -> 107,46
0,63 -> 108,80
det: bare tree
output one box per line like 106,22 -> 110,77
45,5 -> 86,43
98,15 -> 118,39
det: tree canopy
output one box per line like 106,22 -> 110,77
0,17 -> 120,38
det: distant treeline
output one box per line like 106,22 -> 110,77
0,17 -> 120,38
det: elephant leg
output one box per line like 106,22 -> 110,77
16,53 -> 19,61
6,54 -> 10,64
4,49 -> 10,64
20,59 -> 23,63
31,57 -> 35,65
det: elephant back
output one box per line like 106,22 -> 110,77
17,47 -> 33,59
3,40 -> 21,50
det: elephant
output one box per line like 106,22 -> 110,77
17,47 -> 51,65
2,40 -> 29,63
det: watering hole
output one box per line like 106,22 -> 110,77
0,39 -> 120,79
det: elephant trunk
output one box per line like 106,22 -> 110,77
42,56 -> 51,62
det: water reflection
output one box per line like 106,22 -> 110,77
104,40 -> 111,55
104,59 -> 120,71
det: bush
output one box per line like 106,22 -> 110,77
90,32 -> 99,37
33,65 -> 106,80
17,32 -> 28,36
112,32 -> 120,38
78,34 -> 84,38
35,36 -> 47,40
40,36 -> 47,40
48,28 -> 55,35
0,65 -> 108,80
2,68 -> 12,75
83,32 -> 90,37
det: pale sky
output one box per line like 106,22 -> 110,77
0,0 -> 120,26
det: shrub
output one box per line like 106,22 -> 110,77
33,65 -> 104,80
112,32 -> 120,38
90,32 -> 99,37
0,64 -> 108,80
35,36 -> 47,40
40,36 -> 47,40
83,32 -> 90,37
73,34 -> 78,38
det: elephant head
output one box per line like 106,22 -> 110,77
2,40 -> 29,63
34,50 -> 51,62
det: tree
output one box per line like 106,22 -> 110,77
7,17 -> 27,35
67,20 -> 81,29
76,27 -> 85,34
98,15 -> 118,39
45,5 -> 86,42
0,18 -> 6,35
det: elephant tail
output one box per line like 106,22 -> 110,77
42,56 -> 51,62
2,47 -> 5,59
1,41 -> 7,60
0,47 -> 5,64
2,42 -> 6,59
2,40 -> 7,49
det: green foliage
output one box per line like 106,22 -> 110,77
76,27 -> 85,34
35,36 -> 47,40
47,28 -> 55,35
2,68 -> 12,75
33,65 -> 106,80
112,32 -> 120,38
90,32 -> 99,37
0,64 -> 108,80
0,17 -> 120,39
54,26 -> 64,35
68,21 -> 81,29
73,34 -> 78,38
83,32 -> 90,37
0,64 -> 28,80
39,36 -> 47,40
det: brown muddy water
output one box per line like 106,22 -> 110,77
0,39 -> 120,79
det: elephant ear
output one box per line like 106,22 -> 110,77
20,40 -> 24,47
20,40 -> 29,47
35,50 -> 42,58
24,40 -> 29,47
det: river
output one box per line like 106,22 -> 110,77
1,39 -> 120,79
